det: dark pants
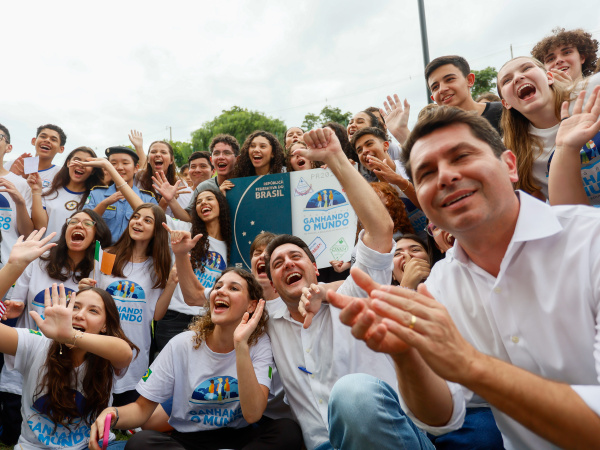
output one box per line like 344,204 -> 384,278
125,417 -> 302,450
0,392 -> 21,445
428,407 -> 504,449
154,311 -> 196,353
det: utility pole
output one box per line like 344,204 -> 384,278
417,0 -> 432,104
166,126 -> 172,141
510,44 -> 514,59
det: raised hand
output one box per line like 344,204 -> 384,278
233,300 -> 265,347
400,257 -> 431,290
162,223 -> 202,254
152,171 -> 181,203
78,278 -> 97,290
381,95 -> 411,144
128,130 -> 144,151
9,153 -> 32,177
0,178 -> 26,205
2,300 -> 25,320
219,180 -> 235,197
556,86 -> 600,151
299,128 -> 344,165
26,172 -> 43,194
549,68 -> 573,85
104,191 -> 124,205
79,157 -> 112,171
299,283 -> 325,329
7,229 -> 57,267
29,284 -> 74,343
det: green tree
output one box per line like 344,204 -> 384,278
191,106 -> 287,151
471,67 -> 498,99
169,141 -> 194,167
301,105 -> 353,130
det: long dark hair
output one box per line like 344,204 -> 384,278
40,210 -> 111,282
232,131 -> 285,178
35,288 -> 138,431
137,141 -> 177,197
43,147 -> 104,210
109,203 -> 171,289
189,189 -> 231,274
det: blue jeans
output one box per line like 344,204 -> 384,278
321,373 -> 435,450
86,440 -> 127,449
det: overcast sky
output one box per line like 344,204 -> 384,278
3,0 -> 599,166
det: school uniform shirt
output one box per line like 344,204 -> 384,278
0,259 -> 80,396
42,187 -> 85,239
8,328 -> 118,450
0,172 -> 32,265
96,259 -> 163,393
136,331 -> 273,432
266,231 -> 401,449
1,164 -> 61,190
85,184 -> 157,244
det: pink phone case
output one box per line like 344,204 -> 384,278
102,413 -> 112,450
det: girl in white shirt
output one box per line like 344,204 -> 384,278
91,268 -> 302,450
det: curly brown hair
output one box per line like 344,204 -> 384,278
366,182 -> 414,236
232,131 -> 285,178
190,188 -> 231,274
189,268 -> 268,349
35,288 -> 138,432
531,27 -> 599,77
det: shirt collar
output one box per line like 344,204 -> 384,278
448,191 -> 562,265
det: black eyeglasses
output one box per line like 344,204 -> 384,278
0,134 -> 8,143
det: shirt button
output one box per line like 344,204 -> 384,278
311,374 -> 315,379
319,399 -> 323,404
306,348 -> 311,353
493,287 -> 501,294
511,336 -> 519,343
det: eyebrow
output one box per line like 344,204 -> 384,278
413,143 -> 475,178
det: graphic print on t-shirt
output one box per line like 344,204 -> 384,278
28,389 -> 91,447
195,251 -> 227,290
0,193 -> 13,231
187,375 -> 243,427
106,280 -> 146,324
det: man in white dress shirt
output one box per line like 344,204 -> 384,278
263,128 -> 435,449
328,104 -> 600,449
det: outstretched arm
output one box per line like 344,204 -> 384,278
300,128 -> 393,253
129,130 -> 147,171
549,86 -> 600,206
381,95 -> 411,146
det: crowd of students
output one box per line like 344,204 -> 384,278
0,26 -> 599,449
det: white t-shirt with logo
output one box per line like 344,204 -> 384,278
0,259 -> 80,395
8,328 -> 118,450
0,172 -> 32,265
97,258 -> 163,393
42,187 -> 85,239
136,331 -> 272,432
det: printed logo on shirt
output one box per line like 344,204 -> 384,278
32,287 -> 77,329
106,280 -> 146,324
187,376 -> 243,427
195,251 -> 226,290
42,180 -> 51,188
28,329 -> 42,336
28,389 -> 90,447
0,193 -> 13,231
106,205 -> 116,211
268,366 -> 272,379
65,200 -> 78,211
142,368 -> 152,382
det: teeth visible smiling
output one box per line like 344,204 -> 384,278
517,83 -> 536,100
214,300 -> 229,309
72,231 -> 85,241
286,273 -> 302,285
443,192 -> 473,207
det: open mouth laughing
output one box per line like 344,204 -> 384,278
517,83 -> 536,101
71,231 -> 86,242
286,272 -> 302,285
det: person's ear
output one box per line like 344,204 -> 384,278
501,150 -> 518,183
501,99 -> 512,110
247,299 -> 258,314
467,73 -> 476,89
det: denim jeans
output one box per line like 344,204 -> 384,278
320,373 -> 435,450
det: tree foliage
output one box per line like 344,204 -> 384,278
191,106 -> 287,151
471,67 -> 498,98
169,141 -> 194,167
301,105 -> 352,130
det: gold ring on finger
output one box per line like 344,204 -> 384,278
409,315 -> 417,329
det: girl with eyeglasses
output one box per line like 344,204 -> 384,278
0,211 -> 112,444
28,147 -> 104,241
